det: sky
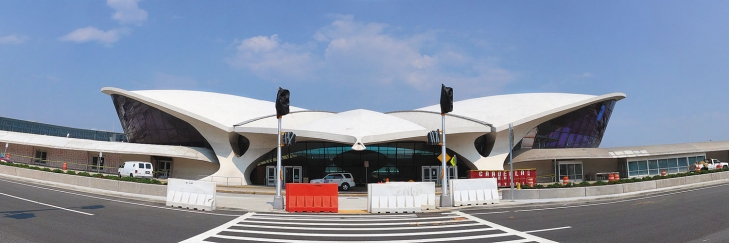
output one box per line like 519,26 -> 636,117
1,0 -> 728,148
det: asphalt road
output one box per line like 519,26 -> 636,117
4,174 -> 729,242
0,177 -> 238,243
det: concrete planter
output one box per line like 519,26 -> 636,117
655,177 -> 685,188
539,187 -> 585,198
685,174 -> 712,184
502,189 -> 540,200
585,184 -> 624,196
0,165 -> 16,175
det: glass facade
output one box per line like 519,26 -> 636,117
627,155 -> 704,177
531,100 -> 617,149
0,116 -> 126,142
249,141 -> 468,185
111,95 -> 211,149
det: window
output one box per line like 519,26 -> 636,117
91,157 -> 105,171
34,150 -> 47,164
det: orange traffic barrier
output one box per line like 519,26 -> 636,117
562,176 -> 569,185
661,170 -> 666,176
286,183 -> 338,213
527,177 -> 534,187
608,173 -> 615,182
614,173 -> 620,180
62,162 -> 67,170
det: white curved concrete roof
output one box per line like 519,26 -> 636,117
417,93 -> 626,130
102,87 -> 305,132
0,130 -> 216,162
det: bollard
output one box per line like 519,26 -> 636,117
608,173 -> 615,182
562,176 -> 569,185
62,162 -> 67,170
516,182 -> 521,190
661,170 -> 666,176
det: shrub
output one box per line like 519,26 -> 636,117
92,173 -> 104,178
29,166 -> 41,170
594,180 -> 607,186
52,169 -> 63,173
41,167 -> 52,172
535,184 -> 545,189
66,170 -> 76,175
547,182 -> 563,188
77,172 -> 91,177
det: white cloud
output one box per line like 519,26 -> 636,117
107,0 -> 148,25
228,15 -> 516,94
0,34 -> 28,44
227,35 -> 320,81
59,27 -> 129,46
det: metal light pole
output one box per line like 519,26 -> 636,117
509,123 -> 514,202
273,87 -> 290,210
439,84 -> 453,207
98,152 -> 102,174
273,116 -> 284,209
4,143 -> 8,155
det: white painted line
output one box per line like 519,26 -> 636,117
454,211 -> 558,243
180,212 -> 255,243
212,232 -> 515,242
523,226 -> 571,233
248,215 -> 456,221
469,211 -> 510,215
513,184 -> 726,213
221,227 -> 496,237
253,213 -> 415,218
0,178 -> 240,217
241,219 -> 476,226
0,191 -> 93,216
233,222 -> 483,231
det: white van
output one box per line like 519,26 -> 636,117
118,161 -> 154,178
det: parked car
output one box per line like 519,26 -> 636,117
0,157 -> 14,163
118,161 -> 154,178
310,173 -> 355,191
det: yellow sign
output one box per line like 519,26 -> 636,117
449,156 -> 457,167
437,153 -> 451,163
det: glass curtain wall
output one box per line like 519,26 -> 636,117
627,155 -> 704,177
531,100 -> 617,149
249,141 -> 467,185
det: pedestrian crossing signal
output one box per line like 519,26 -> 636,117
427,130 -> 440,145
283,132 -> 296,146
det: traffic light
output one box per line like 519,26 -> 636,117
440,84 -> 453,114
282,132 -> 296,146
427,130 -> 440,145
276,87 -> 290,117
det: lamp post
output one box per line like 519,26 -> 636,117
273,88 -> 290,210
4,143 -> 7,155
439,84 -> 453,207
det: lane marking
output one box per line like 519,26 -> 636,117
0,177 -> 240,217
222,227 -> 497,237
0,191 -> 93,216
242,219 -> 476,226
211,232 -> 516,242
180,212 -> 255,243
247,215 -> 456,221
454,211 -> 558,243
232,222 -> 483,231
523,226 -> 572,233
252,213 -> 415,218
513,184 -> 726,213
469,211 -> 510,215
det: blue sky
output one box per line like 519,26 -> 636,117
1,0 -> 728,148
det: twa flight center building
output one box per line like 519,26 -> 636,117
1,87 -> 726,185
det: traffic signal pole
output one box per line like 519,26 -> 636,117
273,117 -> 284,210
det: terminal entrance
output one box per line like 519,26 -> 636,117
265,166 -> 302,186
421,166 -> 457,186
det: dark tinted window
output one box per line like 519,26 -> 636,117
531,100 -> 616,149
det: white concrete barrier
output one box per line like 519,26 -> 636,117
449,178 -> 499,206
166,178 -> 216,211
367,182 -> 436,213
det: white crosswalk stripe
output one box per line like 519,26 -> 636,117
181,211 -> 560,243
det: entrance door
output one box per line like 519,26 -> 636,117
156,160 -> 171,179
284,166 -> 302,184
558,162 -> 583,182
422,166 -> 439,183
266,166 -> 276,186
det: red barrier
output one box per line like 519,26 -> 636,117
285,183 -> 338,213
